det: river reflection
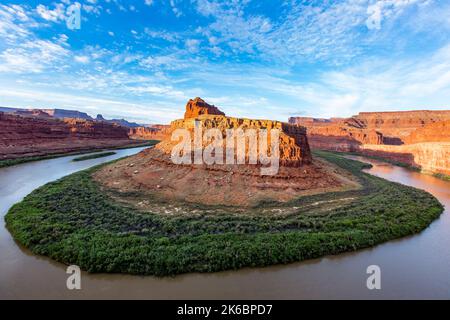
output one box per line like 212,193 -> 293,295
0,153 -> 449,299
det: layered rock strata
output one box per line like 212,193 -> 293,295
290,111 -> 450,175
0,112 -> 137,160
289,117 -> 383,151
157,115 -> 312,167
128,125 -> 171,141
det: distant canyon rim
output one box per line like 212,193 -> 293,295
289,110 -> 450,176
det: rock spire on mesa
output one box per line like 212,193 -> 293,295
184,97 -> 226,119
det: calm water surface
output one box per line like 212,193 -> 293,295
0,152 -> 449,299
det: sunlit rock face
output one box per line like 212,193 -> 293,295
362,119 -> 450,175
404,120 -> 450,144
289,116 -> 383,152
289,111 -> 450,175
128,125 -> 171,141
353,111 -> 450,144
360,143 -> 450,175
184,97 -> 226,118
157,98 -> 312,167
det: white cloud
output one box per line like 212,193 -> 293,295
170,0 -> 182,18
127,85 -> 187,100
36,4 -> 65,22
185,39 -> 200,53
144,28 -> 180,42
139,54 -> 193,71
0,4 -> 32,43
83,3 -> 102,15
193,0 -> 434,64
0,39 -> 69,73
74,55 -> 90,64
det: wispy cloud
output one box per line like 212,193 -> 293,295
0,38 -> 69,73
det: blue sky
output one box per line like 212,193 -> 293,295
0,0 -> 450,124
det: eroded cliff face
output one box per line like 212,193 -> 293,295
354,110 -> 450,144
404,120 -> 450,144
359,119 -> 450,175
361,143 -> 450,175
0,112 -> 134,160
289,117 -> 383,151
158,111 -> 312,167
290,111 -> 450,176
62,118 -> 130,139
184,97 -> 226,118
128,125 -> 171,141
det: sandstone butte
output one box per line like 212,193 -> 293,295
289,110 -> 450,175
0,112 -> 139,160
94,98 -> 358,207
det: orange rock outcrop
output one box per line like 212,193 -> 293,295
128,125 -> 171,141
184,97 -> 226,118
157,115 -> 312,167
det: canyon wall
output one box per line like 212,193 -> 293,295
360,119 -> 450,175
354,110 -> 450,144
361,143 -> 450,175
0,112 -> 136,160
128,125 -> 171,141
289,117 -> 383,151
290,111 -> 450,175
404,120 -> 450,144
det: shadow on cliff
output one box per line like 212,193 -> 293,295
382,136 -> 405,145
